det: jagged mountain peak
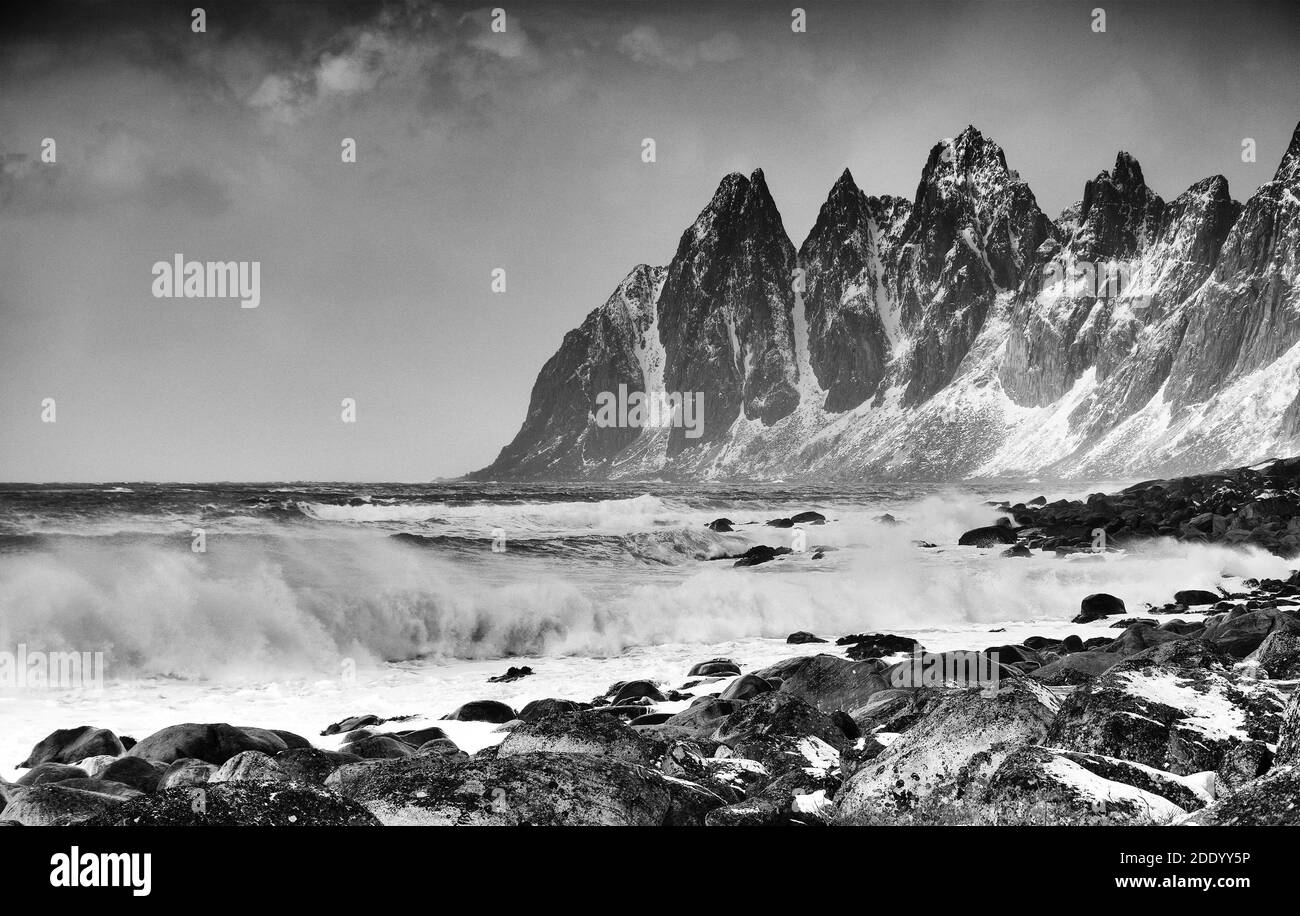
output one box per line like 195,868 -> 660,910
706,170 -> 749,208
707,167 -> 772,194
698,167 -> 778,209
803,168 -> 870,248
1073,150 -> 1165,257
617,262 -> 663,297
829,166 -> 861,197
900,126 -> 1049,293
920,124 -> 1014,190
1275,119 -> 1300,184
478,117 -> 1300,483
1110,150 -> 1146,189
951,124 -> 998,157
680,167 -> 789,254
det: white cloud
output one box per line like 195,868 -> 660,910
617,25 -> 742,71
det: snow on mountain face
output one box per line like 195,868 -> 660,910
485,264 -> 666,478
473,120 -> 1300,482
797,169 -> 906,412
657,168 -> 800,455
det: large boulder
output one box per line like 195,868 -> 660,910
321,714 -> 383,736
1012,746 -> 1207,811
231,727 -> 290,754
1246,628 -> 1300,679
442,700 -> 517,724
15,763 -> 88,787
209,751 -> 291,785
1127,636 -> 1230,670
722,734 -> 843,786
687,658 -> 741,678
392,726 -> 449,748
836,633 -> 921,660
719,673 -> 775,701
711,692 -> 848,752
157,759 -> 217,791
1214,741 -> 1273,794
1047,654 -> 1287,775
1,784 -> 129,825
1204,608 -> 1300,657
83,784 -> 380,826
1174,589 -> 1221,606
339,735 -> 413,760
497,710 -> 657,765
607,680 -> 666,706
769,654 -> 891,719
833,678 -> 1060,820
126,723 -> 280,766
986,746 -> 1190,824
1029,651 -> 1120,685
517,698 -> 585,722
1177,765 -> 1300,826
274,748 -> 361,786
326,751 -> 722,826
787,631 -> 828,644
880,651 -> 1017,691
18,726 -> 124,768
958,526 -> 1018,547
1075,593 -> 1126,623
47,778 -> 145,800
1104,624 -> 1184,657
99,757 -> 167,793
850,687 -> 943,734
74,755 -> 119,779
662,699 -> 743,739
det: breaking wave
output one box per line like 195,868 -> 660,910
0,485 -> 1289,682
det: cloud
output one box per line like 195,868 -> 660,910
243,4 -> 549,126
617,24 -> 741,71
0,123 -> 230,217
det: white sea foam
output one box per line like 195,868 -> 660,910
0,489 -> 1286,682
2,484 -> 1291,782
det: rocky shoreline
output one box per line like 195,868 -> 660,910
6,463 -> 1300,827
989,457 -> 1300,557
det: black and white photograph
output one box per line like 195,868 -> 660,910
1,0 -> 1298,893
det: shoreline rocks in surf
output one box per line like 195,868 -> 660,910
6,565 -> 1298,827
8,473 -> 1300,827
964,457 -> 1300,558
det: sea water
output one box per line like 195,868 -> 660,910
0,481 -> 1288,779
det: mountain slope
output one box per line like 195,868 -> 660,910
474,120 -> 1300,481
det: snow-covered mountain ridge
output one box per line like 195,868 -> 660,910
474,121 -> 1300,481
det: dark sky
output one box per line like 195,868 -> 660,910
2,0 -> 1297,481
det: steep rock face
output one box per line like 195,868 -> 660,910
657,169 -> 799,453
1169,126 -> 1300,411
893,127 -> 1052,405
1065,174 -> 1241,441
797,169 -> 907,411
1001,153 -> 1171,409
486,265 -> 665,477
1075,152 -> 1165,258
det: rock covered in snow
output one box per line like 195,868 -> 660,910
833,677 -> 1059,819
1046,652 -> 1287,774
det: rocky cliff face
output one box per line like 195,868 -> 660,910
475,120 -> 1300,481
797,170 -> 906,412
486,264 -> 665,477
656,169 -> 799,454
893,128 -> 1053,406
